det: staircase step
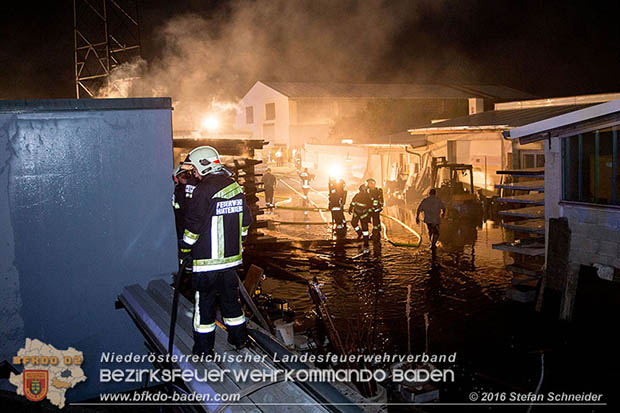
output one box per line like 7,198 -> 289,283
495,180 -> 544,192
501,219 -> 545,235
496,168 -> 544,177
497,193 -> 545,205
499,206 -> 545,219
506,264 -> 544,277
492,239 -> 545,256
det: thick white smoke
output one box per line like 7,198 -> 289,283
97,0 -> 455,129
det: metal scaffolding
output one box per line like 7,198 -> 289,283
73,0 -> 142,98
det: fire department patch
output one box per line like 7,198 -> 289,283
23,370 -> 48,402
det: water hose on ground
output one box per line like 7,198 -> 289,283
380,213 -> 422,248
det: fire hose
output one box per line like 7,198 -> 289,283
380,213 -> 422,248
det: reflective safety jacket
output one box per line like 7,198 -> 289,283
172,183 -> 196,240
368,187 -> 384,212
299,171 -> 314,189
348,191 -> 371,218
180,172 -> 252,272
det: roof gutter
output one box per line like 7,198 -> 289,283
408,125 -> 510,135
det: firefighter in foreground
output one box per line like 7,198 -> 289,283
416,188 -> 446,250
328,177 -> 347,236
349,184 -> 371,248
366,178 -> 384,239
179,146 -> 253,355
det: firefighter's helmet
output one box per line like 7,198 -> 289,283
359,184 -> 366,192
184,146 -> 223,176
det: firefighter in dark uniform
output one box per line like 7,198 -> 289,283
172,163 -> 198,241
262,168 -> 276,213
328,177 -> 347,236
172,164 -> 198,291
348,184 -> 371,247
366,178 -> 384,239
179,146 -> 253,354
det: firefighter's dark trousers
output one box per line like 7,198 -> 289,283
265,187 -> 274,208
351,213 -> 370,245
370,211 -> 381,232
331,208 -> 346,231
191,268 -> 247,354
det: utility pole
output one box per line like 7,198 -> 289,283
73,0 -> 142,98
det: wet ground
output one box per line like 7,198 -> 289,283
248,171 -> 618,411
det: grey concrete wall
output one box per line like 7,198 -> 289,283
563,205 -> 620,270
0,99 -> 177,400
545,136 -> 620,271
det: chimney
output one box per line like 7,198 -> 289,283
468,98 -> 484,115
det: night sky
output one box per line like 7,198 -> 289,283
1,0 -> 618,100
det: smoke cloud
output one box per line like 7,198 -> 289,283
98,0 -> 464,128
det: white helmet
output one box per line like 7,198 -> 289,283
184,146 -> 223,176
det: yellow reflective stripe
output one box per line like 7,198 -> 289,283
193,292 -> 216,333
184,229 -> 199,240
173,203 -> 181,209
217,215 -> 225,259
180,248 -> 191,253
183,229 -> 199,245
193,254 -> 242,267
212,182 -> 243,200
223,313 -> 246,326
240,215 -> 245,246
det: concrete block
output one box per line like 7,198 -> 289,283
598,241 -> 619,258
570,235 -> 588,250
506,285 -> 537,303
592,254 -> 611,266
582,239 -> 599,254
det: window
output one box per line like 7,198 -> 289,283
521,151 -> 545,169
245,106 -> 254,124
265,103 -> 275,121
562,126 -> 619,205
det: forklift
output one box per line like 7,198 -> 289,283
431,157 -> 483,222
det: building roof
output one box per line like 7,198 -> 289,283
356,130 -> 427,147
507,99 -> 620,142
260,81 -> 534,100
0,98 -> 172,113
408,104 -> 596,134
494,92 -> 620,110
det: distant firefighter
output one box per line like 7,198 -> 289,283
366,178 -> 384,239
349,184 -> 371,248
262,168 -> 277,213
328,177 -> 347,235
299,168 -> 315,201
416,188 -> 446,250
